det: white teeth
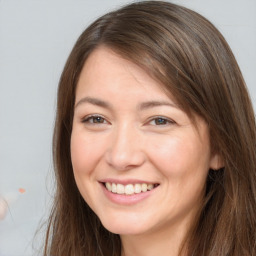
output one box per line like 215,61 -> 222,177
106,182 -> 112,191
147,184 -> 154,190
141,183 -> 147,192
111,183 -> 117,193
125,184 -> 134,195
116,184 -> 124,194
105,182 -> 157,195
134,184 -> 142,193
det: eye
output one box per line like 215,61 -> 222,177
148,116 -> 175,126
82,115 -> 108,124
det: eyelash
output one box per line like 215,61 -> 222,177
81,114 -> 175,126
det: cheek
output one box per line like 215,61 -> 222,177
147,135 -> 186,172
147,133 -> 211,215
70,131 -> 106,206
70,131 -> 104,176
147,133 -> 211,179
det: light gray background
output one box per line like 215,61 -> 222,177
0,0 -> 255,255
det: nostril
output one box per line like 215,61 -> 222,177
105,150 -> 146,171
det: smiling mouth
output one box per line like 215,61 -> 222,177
104,182 -> 159,196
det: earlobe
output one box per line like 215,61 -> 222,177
210,153 -> 224,171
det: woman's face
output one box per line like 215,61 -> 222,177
71,47 -> 219,237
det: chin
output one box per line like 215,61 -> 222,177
99,214 -> 150,235
104,224 -> 146,236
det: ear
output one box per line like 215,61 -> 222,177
210,153 -> 224,170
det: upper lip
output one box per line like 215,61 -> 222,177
99,179 -> 159,185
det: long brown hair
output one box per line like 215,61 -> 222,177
43,1 -> 256,255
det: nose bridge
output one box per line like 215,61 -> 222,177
106,122 -> 145,170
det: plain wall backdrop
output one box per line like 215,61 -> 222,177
0,0 -> 255,255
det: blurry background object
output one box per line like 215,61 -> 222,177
0,197 -> 8,221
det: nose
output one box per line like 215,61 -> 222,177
105,124 -> 146,171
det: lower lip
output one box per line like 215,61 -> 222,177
101,183 -> 157,205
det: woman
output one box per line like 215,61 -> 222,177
44,1 -> 256,255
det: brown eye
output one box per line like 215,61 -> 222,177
92,116 -> 105,123
154,118 -> 168,125
82,115 -> 107,124
149,116 -> 174,126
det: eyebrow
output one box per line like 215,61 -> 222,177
75,97 -> 112,109
75,96 -> 179,110
139,100 -> 179,110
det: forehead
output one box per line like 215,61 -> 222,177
76,47 -> 176,103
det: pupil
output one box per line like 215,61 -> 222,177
94,117 -> 103,123
156,118 -> 166,125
